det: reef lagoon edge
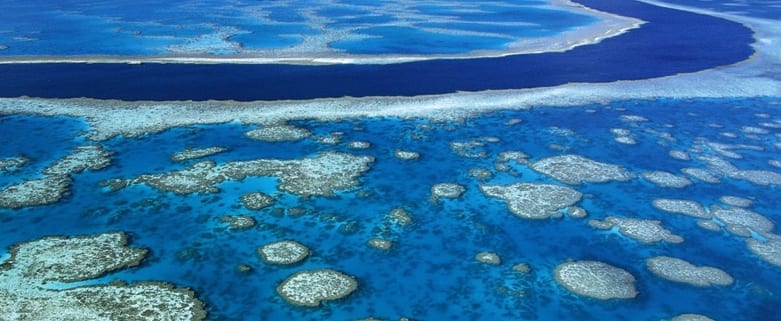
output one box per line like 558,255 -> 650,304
0,0 -> 641,66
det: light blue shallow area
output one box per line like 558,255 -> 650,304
1,97 -> 779,320
330,26 -> 515,54
0,0 -> 597,56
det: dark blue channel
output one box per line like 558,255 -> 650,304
0,0 -> 754,101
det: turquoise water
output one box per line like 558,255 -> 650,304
1,97 -> 779,320
330,26 -> 515,54
0,0 -> 779,320
0,0 -> 597,56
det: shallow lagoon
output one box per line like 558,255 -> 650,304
0,0 -> 779,319
0,0 -> 596,57
1,97 -> 779,320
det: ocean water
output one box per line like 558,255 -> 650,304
1,97 -> 781,321
657,0 -> 781,19
1,0 -> 780,320
0,0 -> 754,100
0,0 -> 595,57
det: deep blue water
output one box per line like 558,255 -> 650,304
0,0 -> 754,100
1,97 -> 780,320
658,0 -> 781,19
0,1 -> 779,320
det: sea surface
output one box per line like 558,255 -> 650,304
0,0 -> 780,321
0,0 -> 594,56
1,98 -> 781,321
0,0 -> 754,100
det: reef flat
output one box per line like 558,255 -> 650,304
0,97 -> 779,320
0,1 -> 778,320
554,260 -> 638,300
108,152 -> 373,197
480,183 -> 582,219
0,232 -> 205,320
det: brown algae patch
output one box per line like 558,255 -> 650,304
244,125 -> 311,142
554,260 -> 637,300
652,199 -> 710,219
241,192 -> 275,210
588,217 -> 683,244
114,152 -> 374,197
0,232 -> 206,320
646,256 -> 734,287
172,146 -> 227,162
480,183 -> 582,219
475,252 -> 502,265
430,183 -> 466,201
277,269 -> 358,307
258,240 -> 310,265
530,154 -> 634,184
641,171 -> 692,188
